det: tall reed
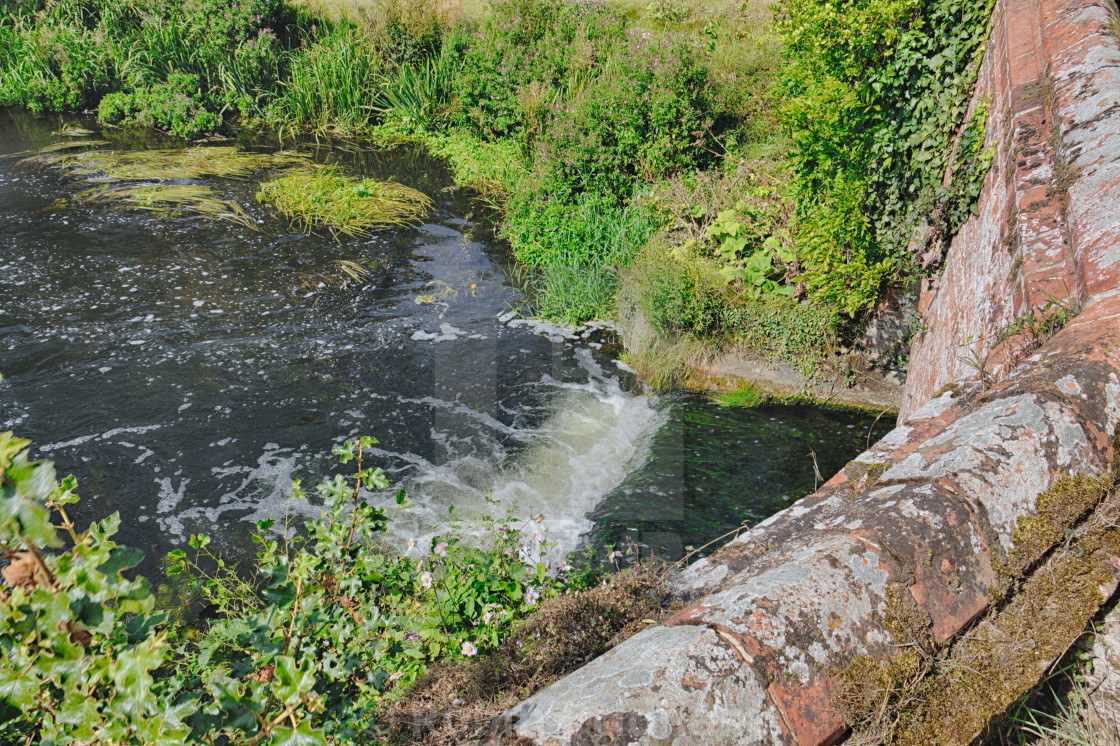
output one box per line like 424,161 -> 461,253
271,25 -> 383,132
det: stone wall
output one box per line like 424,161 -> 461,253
482,0 -> 1120,742
903,0 -> 1120,418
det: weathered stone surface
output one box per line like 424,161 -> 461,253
1087,601 -> 1120,740
485,0 -> 1120,742
903,0 -> 1120,418
482,625 -> 785,745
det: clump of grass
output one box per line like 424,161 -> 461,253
257,166 -> 433,236
81,184 -> 257,228
270,25 -> 384,134
515,262 -> 620,325
995,658 -> 1109,746
715,381 -> 767,407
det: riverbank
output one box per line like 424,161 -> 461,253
0,0 -> 993,402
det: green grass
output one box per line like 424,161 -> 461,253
257,166 -> 433,235
371,124 -> 529,204
715,381 -> 768,407
505,191 -> 660,269
270,25 -> 384,134
519,263 -> 620,325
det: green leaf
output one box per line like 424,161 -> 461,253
98,546 -> 146,579
272,656 -> 316,706
269,721 -> 328,746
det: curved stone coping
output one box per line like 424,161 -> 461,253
482,299 -> 1120,745
480,0 -> 1120,739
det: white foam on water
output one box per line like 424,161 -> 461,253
155,444 -> 311,538
376,349 -> 666,563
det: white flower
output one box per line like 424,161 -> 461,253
406,538 -> 417,553
461,641 -> 478,657
420,571 -> 433,589
524,586 -> 540,606
434,541 -> 448,557
609,550 -> 623,561
482,609 -> 495,624
557,561 -> 571,573
388,671 -> 402,683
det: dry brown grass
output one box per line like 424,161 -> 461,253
383,561 -> 671,746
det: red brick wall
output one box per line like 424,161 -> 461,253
902,0 -> 1120,419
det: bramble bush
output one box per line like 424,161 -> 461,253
0,431 -> 599,745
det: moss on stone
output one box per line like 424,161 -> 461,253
864,462 -> 890,491
892,525 -> 1117,745
834,466 -> 1120,745
883,584 -> 933,652
1006,470 -> 1114,576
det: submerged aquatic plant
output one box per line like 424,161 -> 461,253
295,258 -> 376,293
80,184 -> 257,229
257,167 -> 433,236
15,141 -> 308,228
16,144 -> 306,181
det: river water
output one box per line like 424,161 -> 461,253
0,113 -> 891,573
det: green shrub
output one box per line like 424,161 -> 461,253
0,0 -> 294,125
448,0 -> 624,141
621,244 -> 839,371
116,0 -> 294,93
218,28 -> 285,118
98,73 -> 221,139
0,431 -> 590,745
0,12 -> 113,111
625,248 -> 727,337
0,432 -> 187,744
530,31 -> 718,203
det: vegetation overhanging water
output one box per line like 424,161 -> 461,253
0,113 -> 888,568
0,0 -> 1007,738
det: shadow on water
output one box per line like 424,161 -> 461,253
0,110 -> 893,575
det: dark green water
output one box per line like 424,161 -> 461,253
0,112 -> 890,573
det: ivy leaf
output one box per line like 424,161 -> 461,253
98,547 -> 146,580
0,667 -> 39,709
272,656 -> 316,706
109,637 -> 164,715
269,721 -> 327,746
